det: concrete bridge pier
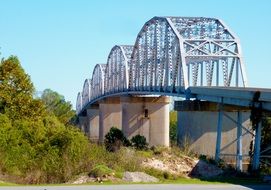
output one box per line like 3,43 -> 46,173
78,116 -> 87,132
98,97 -> 122,143
121,96 -> 170,147
79,96 -> 170,147
86,107 -> 100,142
175,100 -> 253,171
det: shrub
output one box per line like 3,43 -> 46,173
163,171 -> 169,179
89,164 -> 114,178
104,127 -> 130,152
169,111 -> 178,145
131,134 -> 148,150
111,148 -> 143,172
0,115 -> 92,183
199,154 -> 207,161
179,134 -> 192,156
150,146 -> 168,155
87,144 -> 142,174
143,167 -> 176,180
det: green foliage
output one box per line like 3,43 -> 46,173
248,115 -> 271,174
169,111 -> 177,145
104,127 -> 130,152
41,89 -> 75,124
0,56 -> 45,120
0,114 -> 91,183
259,116 -> 271,174
131,134 -> 148,150
136,149 -> 153,158
163,171 -> 170,179
89,164 -> 114,178
87,144 -> 143,174
150,146 -> 169,155
0,56 -> 91,184
199,154 -> 221,167
180,134 -> 193,156
143,167 -> 177,180
0,114 -> 12,155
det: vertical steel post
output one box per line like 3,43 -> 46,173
252,121 -> 262,170
216,61 -> 219,86
201,62 -> 203,86
215,104 -> 223,162
187,64 -> 190,86
235,59 -> 239,87
236,111 -> 243,171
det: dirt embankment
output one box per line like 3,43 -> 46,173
70,149 -> 223,184
142,151 -> 223,177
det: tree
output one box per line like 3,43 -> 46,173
131,134 -> 148,150
41,89 -> 75,124
0,56 -> 45,120
104,127 -> 130,152
0,55 -> 91,183
259,116 -> 271,174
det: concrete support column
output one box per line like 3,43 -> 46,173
98,97 -> 122,143
87,108 -> 99,142
121,96 -> 170,147
121,97 -> 148,140
78,116 -> 87,132
148,98 -> 170,147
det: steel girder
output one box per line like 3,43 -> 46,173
129,17 -> 186,93
76,16 -> 248,114
76,92 -> 82,114
91,64 -> 106,100
129,17 -> 247,92
104,45 -> 133,94
82,79 -> 91,108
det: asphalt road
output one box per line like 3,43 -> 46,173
0,184 -> 270,190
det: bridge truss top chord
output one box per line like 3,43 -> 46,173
76,16 -> 249,114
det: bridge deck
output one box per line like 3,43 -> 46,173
189,87 -> 271,111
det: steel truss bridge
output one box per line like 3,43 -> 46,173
76,17 -> 271,171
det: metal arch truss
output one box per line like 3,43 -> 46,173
76,92 -> 82,114
76,16 -> 248,114
91,64 -> 106,101
104,45 -> 133,94
82,79 -> 91,108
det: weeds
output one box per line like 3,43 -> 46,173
143,167 -> 178,180
89,164 -> 114,178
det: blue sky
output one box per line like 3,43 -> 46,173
0,0 -> 271,107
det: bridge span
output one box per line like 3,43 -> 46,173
76,17 -> 271,171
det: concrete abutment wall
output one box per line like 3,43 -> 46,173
175,100 -> 253,165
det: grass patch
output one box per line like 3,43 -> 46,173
0,176 -> 264,186
89,164 -> 114,178
143,167 -> 178,180
0,180 -> 17,186
114,172 -> 123,179
136,150 -> 153,158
